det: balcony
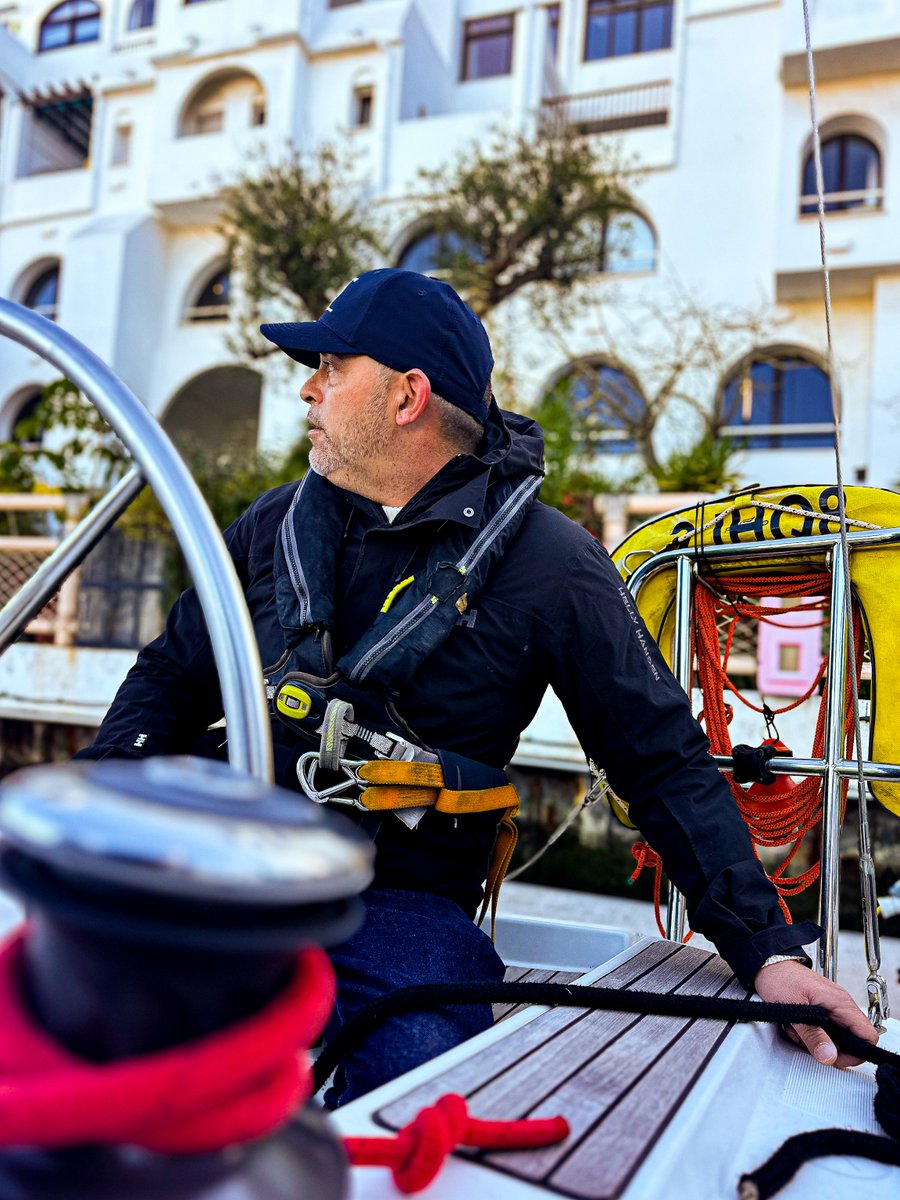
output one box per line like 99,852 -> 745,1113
540,81 -> 671,135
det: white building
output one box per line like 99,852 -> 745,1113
0,0 -> 896,750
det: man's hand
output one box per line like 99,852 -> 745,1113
754,959 -> 879,1068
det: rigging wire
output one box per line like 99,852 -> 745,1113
801,0 -> 889,1028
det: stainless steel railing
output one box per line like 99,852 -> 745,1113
0,299 -> 272,782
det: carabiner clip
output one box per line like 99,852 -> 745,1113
296,751 -> 367,808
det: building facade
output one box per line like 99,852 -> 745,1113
2,0 -> 899,482
0,0 -> 896,756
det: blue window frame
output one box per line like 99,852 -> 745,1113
461,13 -> 515,80
187,268 -> 230,320
561,361 -> 646,455
38,0 -> 100,50
127,0 -> 154,30
602,212 -> 656,273
396,229 -> 484,275
585,0 -> 672,61
23,266 -> 60,320
800,134 -> 882,214
720,356 -> 834,449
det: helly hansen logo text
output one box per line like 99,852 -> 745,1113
617,587 -> 660,681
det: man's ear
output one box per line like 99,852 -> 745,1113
395,369 -> 432,428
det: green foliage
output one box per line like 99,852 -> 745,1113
650,432 -> 741,494
418,122 -> 634,316
0,379 -> 128,496
533,376 -> 640,532
122,434 -> 311,603
219,143 -> 384,355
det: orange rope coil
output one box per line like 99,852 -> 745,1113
632,571 -> 864,933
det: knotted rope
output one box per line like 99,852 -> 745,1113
344,1091 -> 568,1194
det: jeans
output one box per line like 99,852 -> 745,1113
322,887 -> 505,1108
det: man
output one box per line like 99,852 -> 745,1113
80,269 -> 875,1105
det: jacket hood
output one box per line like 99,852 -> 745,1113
478,397 -> 545,482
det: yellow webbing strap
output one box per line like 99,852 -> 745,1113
354,759 -> 520,939
476,806 -> 519,942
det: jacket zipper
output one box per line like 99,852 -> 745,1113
350,593 -> 438,682
282,477 -> 311,623
349,473 -> 541,682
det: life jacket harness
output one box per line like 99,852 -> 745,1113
610,484 -> 891,933
268,465 -> 543,935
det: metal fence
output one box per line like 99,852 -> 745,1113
541,81 -> 671,134
0,493 -> 166,649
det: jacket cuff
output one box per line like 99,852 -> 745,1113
719,920 -> 823,991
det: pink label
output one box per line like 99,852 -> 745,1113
756,598 -> 823,698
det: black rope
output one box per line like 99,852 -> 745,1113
316,979 -> 900,1198
738,1130 -> 900,1200
312,978 -> 893,1092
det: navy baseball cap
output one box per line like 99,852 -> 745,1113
259,269 -> 493,424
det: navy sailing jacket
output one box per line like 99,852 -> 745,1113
80,408 -> 818,987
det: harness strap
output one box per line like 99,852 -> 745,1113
477,807 -> 519,941
355,759 -> 520,940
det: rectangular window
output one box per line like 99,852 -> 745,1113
352,85 -> 373,127
461,13 -> 515,81
584,0 -> 673,61
111,123 -> 132,165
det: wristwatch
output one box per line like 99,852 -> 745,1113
759,953 -> 809,969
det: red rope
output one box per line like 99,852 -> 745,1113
345,1092 -> 569,1194
695,573 -> 863,915
0,929 -> 569,1191
631,571 -> 865,934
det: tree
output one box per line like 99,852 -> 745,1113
0,379 -> 128,500
532,377 -> 642,534
219,143 -> 385,357
530,283 -> 772,487
416,120 -> 634,317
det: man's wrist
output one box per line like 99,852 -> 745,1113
758,952 -> 809,970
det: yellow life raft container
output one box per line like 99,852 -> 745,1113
610,484 -> 900,817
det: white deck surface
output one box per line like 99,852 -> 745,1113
333,935 -> 900,1200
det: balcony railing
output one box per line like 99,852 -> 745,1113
799,187 -> 884,215
0,493 -> 166,649
0,493 -> 82,646
541,81 -> 671,135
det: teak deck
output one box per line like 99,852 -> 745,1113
375,940 -> 748,1200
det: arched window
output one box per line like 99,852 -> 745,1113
23,265 -> 60,321
800,134 -> 882,214
186,267 -> 230,321
396,229 -> 484,275
554,360 -> 647,455
178,71 -> 266,137
720,353 -> 834,449
126,0 -> 154,30
38,0 -> 101,51
601,211 -> 656,273
11,390 -> 45,447
0,387 -> 46,446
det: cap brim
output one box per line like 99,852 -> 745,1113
259,320 -> 359,369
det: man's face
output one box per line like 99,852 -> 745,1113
301,353 -> 394,494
